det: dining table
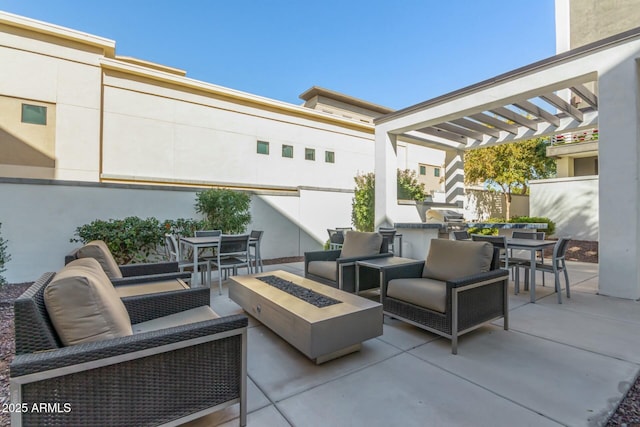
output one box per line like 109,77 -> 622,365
179,235 -> 257,287
506,238 -> 557,303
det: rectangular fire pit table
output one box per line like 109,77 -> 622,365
229,270 -> 382,364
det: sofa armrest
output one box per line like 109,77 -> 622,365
305,249 -> 341,262
445,269 -> 509,289
111,271 -> 191,286
123,287 -> 210,324
10,314 -> 248,377
380,261 -> 425,297
119,261 -> 180,277
337,252 -> 393,264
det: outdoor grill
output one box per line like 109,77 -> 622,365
425,209 -> 467,235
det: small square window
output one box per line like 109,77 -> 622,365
434,168 -> 440,177
257,140 -> 269,155
305,148 -> 315,161
21,104 -> 47,125
325,151 -> 335,163
282,144 -> 293,158
419,165 -> 426,175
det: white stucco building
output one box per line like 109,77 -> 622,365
0,11 -> 444,282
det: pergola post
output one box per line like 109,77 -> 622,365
597,57 -> 640,299
374,130 -> 398,228
445,150 -> 465,207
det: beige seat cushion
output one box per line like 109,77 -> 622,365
308,261 -> 337,282
340,231 -> 382,258
132,306 -> 220,334
114,278 -> 189,298
422,239 -> 493,281
387,277 -> 447,313
76,240 -> 123,279
44,258 -> 133,346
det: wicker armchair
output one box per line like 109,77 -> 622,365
379,239 -> 509,354
66,239 -> 191,287
11,273 -> 248,426
305,231 -> 391,293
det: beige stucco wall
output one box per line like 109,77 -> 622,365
570,0 -> 640,48
0,20 -> 104,181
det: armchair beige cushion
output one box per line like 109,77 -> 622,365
387,277 -> 447,313
44,258 -> 133,346
76,240 -> 123,279
307,261 -> 337,282
422,239 -> 493,281
340,231 -> 383,258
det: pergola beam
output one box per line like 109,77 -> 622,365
415,127 -> 468,145
513,100 -> 561,127
570,84 -> 598,108
469,112 -> 519,135
540,92 -> 584,122
450,118 -> 501,138
490,106 -> 538,131
433,122 -> 484,141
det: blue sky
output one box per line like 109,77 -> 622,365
1,0 -> 556,110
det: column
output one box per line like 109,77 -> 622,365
374,130 -> 398,228
444,150 -> 465,207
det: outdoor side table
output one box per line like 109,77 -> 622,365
355,256 -> 421,295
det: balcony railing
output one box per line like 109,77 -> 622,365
551,128 -> 599,145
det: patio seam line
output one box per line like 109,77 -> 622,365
403,344 -> 570,426
263,342 -> 410,404
246,372 -> 294,426
501,327 -> 640,366
531,303 -> 640,327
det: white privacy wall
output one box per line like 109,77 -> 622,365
529,176 -> 598,240
0,181 -> 351,283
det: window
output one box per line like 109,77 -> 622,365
419,165 -> 426,175
21,104 -> 47,125
282,144 -> 293,158
434,168 -> 440,177
257,140 -> 270,155
305,148 -> 315,161
325,151 -> 335,163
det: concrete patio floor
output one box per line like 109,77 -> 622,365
184,260 -> 639,427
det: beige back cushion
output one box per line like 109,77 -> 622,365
76,240 -> 123,279
340,231 -> 382,258
422,239 -> 493,281
44,258 -> 133,346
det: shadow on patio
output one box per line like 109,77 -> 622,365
184,260 -> 638,426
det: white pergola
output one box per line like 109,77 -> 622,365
374,27 -> 640,299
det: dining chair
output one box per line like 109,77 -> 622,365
453,230 -> 470,240
327,229 -> 345,250
471,234 -> 524,287
164,234 -> 210,286
377,228 -> 397,255
194,229 -> 222,259
522,237 -> 571,304
249,230 -> 264,273
208,234 -> 251,295
511,231 -> 546,286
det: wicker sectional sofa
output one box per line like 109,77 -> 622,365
10,258 -> 248,426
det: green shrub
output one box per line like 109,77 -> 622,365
397,169 -> 428,200
162,218 -> 208,237
0,223 -> 10,285
71,216 -> 164,265
195,189 -> 252,234
352,170 -> 427,232
352,172 -> 375,232
509,216 -> 556,236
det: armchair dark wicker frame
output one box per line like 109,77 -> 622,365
11,273 -> 248,427
66,247 -> 192,286
379,248 -> 509,354
304,240 -> 391,293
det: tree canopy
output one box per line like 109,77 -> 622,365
464,138 -> 556,219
